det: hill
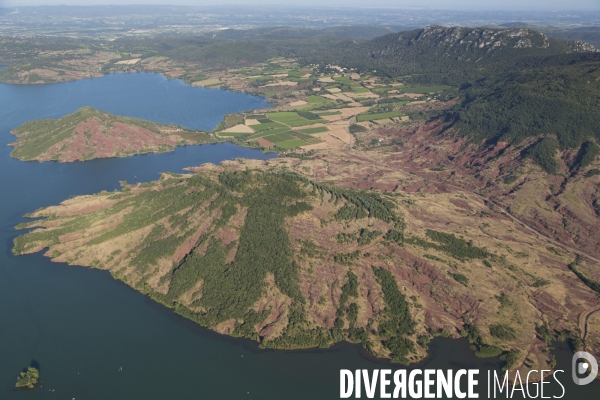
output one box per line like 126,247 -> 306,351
502,25 -> 600,48
1,26 -> 595,85
446,58 -> 600,151
9,107 -> 208,162
12,155 -> 598,369
544,26 -> 600,48
314,25 -> 597,83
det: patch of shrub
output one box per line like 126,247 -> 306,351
489,324 -> 517,340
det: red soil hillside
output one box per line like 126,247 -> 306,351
9,106 -> 209,162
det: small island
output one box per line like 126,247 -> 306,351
15,367 -> 39,389
9,107 -> 210,162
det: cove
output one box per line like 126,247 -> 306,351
0,72 -> 268,132
0,73 -> 598,399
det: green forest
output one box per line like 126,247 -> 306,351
447,60 -> 600,151
13,168 -> 419,357
306,26 -> 597,84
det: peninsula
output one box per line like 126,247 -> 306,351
9,107 -> 209,162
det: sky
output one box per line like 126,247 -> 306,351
1,0 -> 599,11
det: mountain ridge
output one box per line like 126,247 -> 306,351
313,25 -> 597,82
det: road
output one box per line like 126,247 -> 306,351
580,306 -> 600,343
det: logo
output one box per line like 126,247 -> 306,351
572,351 -> 598,385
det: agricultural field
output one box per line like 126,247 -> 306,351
224,114 -> 244,126
298,126 -> 329,134
254,129 -> 322,148
215,111 -> 327,149
348,85 -> 370,93
248,121 -> 286,132
306,95 -> 328,103
357,111 -> 404,122
206,57 -> 451,151
266,111 -> 324,126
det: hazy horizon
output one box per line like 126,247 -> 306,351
1,0 -> 599,12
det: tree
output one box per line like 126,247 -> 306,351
16,367 -> 39,389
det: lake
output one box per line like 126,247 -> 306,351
0,73 -> 597,399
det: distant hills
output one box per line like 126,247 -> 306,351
500,24 -> 600,48
210,26 -> 404,41
118,25 -> 598,78
307,25 -> 600,156
310,26 -> 597,83
2,24 -> 599,158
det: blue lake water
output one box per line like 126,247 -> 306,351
0,73 -> 597,399
0,72 -> 267,131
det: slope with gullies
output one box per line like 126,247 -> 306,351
12,154 -> 599,374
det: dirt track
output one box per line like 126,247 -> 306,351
581,306 -> 600,343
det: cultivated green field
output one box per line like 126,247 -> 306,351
266,111 -> 324,127
275,139 -> 308,149
266,112 -> 302,122
306,95 -> 328,103
285,120 -> 322,127
349,85 -> 369,93
250,121 -> 287,132
357,111 -> 404,122
248,127 -> 290,139
249,124 -> 324,148
296,111 -> 320,120
224,114 -> 244,127
298,126 -> 328,134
